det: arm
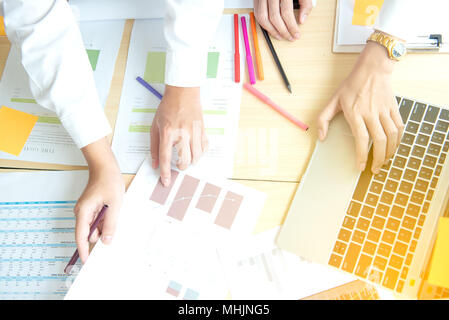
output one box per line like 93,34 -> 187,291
317,1 -> 414,174
150,0 -> 223,186
4,0 -> 124,261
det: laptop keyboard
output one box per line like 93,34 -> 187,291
328,96 -> 449,294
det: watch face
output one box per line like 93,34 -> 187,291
392,42 -> 406,59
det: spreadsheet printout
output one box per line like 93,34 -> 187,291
0,170 -> 88,300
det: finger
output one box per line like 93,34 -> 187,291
159,126 -> 173,187
101,202 -> 121,245
316,95 -> 340,141
74,203 -> 96,263
345,113 -> 370,171
191,121 -> 204,164
176,131 -> 192,171
298,0 -> 314,24
268,0 -> 294,41
150,124 -> 160,169
89,228 -> 100,244
380,112 -> 399,161
280,0 -> 300,40
390,98 -> 405,146
254,0 -> 283,40
365,116 -> 387,174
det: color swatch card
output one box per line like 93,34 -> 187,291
352,0 -> 384,26
0,106 -> 38,156
66,158 -> 266,299
0,170 -> 88,300
0,20 -> 124,166
427,217 -> 449,289
112,15 -> 248,175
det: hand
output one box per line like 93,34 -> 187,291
75,137 -> 125,263
254,0 -> 313,41
317,41 -> 405,174
150,85 -> 208,186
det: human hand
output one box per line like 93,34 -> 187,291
150,85 -> 208,186
254,0 -> 313,41
75,137 -> 125,263
317,41 -> 405,174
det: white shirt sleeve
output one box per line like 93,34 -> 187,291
164,0 -> 224,87
3,0 -> 111,149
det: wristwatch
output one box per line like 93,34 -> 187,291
367,30 -> 407,61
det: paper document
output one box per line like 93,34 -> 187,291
112,15 -> 245,175
69,0 -> 254,21
217,228 -> 356,299
0,20 -> 124,166
66,158 -> 266,299
0,170 -> 88,300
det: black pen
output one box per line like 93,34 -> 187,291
261,27 -> 292,94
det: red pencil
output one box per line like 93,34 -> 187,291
234,14 -> 240,83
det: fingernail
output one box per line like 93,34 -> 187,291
294,32 -> 300,39
162,178 -> 170,187
372,167 -> 380,174
301,14 -> 308,24
102,235 -> 113,245
318,129 -> 324,141
359,162 -> 366,171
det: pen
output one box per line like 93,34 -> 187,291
243,83 -> 308,131
240,16 -> 256,85
234,14 -> 240,83
64,204 -> 109,274
249,12 -> 264,81
136,76 -> 163,100
261,27 -> 292,93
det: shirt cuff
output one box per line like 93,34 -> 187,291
59,107 -> 111,149
164,49 -> 207,87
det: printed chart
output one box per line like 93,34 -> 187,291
0,20 -> 125,165
112,15 -> 247,175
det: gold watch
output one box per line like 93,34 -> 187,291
367,30 -> 407,61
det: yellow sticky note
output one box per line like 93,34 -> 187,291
352,0 -> 384,26
428,217 -> 449,289
0,16 -> 6,36
0,106 -> 38,156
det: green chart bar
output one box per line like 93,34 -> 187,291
86,49 -> 100,71
37,116 -> 61,124
10,98 -> 36,104
206,52 -> 219,79
144,52 -> 166,84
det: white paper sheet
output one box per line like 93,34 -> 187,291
217,228 -> 357,300
0,170 -> 88,300
65,158 -> 266,299
0,20 -> 125,165
69,0 -> 254,21
112,15 -> 245,175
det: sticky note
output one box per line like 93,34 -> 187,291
0,16 -> 6,36
352,0 -> 384,26
428,217 -> 449,289
0,106 -> 38,156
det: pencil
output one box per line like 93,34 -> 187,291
243,83 -> 308,131
234,14 -> 240,83
64,204 -> 108,274
260,27 -> 292,93
249,12 -> 264,81
136,76 -> 163,100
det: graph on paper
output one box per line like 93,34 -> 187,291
0,200 -> 80,300
148,169 -> 245,230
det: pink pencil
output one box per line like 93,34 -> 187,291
241,16 -> 256,85
243,83 -> 308,131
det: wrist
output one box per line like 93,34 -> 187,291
81,137 -> 120,174
164,85 -> 200,101
358,41 -> 396,75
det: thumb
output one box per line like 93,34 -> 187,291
298,0 -> 314,24
317,97 -> 340,141
100,201 -> 122,245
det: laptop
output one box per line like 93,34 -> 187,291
277,96 -> 449,299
